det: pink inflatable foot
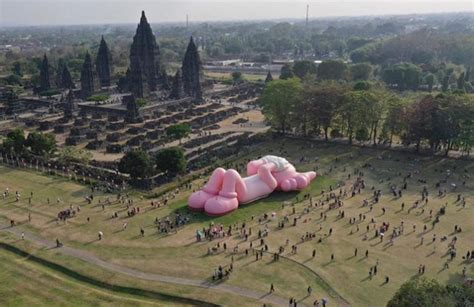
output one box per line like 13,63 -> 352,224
188,190 -> 216,211
204,195 -> 239,216
188,168 -> 226,211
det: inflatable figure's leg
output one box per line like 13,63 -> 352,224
247,159 -> 266,176
204,169 -> 242,216
280,171 -> 317,192
188,168 -> 225,211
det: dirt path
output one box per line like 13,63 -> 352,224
0,224 -> 296,306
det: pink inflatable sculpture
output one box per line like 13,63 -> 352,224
188,155 -> 316,216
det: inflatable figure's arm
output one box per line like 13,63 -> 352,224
247,155 -> 290,176
247,159 -> 266,176
257,162 -> 278,190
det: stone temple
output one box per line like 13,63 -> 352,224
129,11 -> 160,98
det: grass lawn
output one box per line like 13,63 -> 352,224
204,71 -> 269,82
0,232 -> 258,306
0,138 -> 473,306
0,235 -> 193,306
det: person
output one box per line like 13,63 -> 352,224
385,276 -> 389,283
98,231 -> 103,240
270,283 -> 274,293
21,232 -> 24,240
307,286 -> 312,295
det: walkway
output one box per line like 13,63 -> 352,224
0,224 -> 293,306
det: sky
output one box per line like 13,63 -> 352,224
0,0 -> 472,26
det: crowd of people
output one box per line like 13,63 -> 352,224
2,143 -> 472,306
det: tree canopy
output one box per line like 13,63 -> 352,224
166,123 -> 191,143
388,278 -> 474,307
118,150 -> 154,179
260,78 -> 302,133
155,147 -> 187,175
25,132 -> 56,156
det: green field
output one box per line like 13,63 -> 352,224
0,138 -> 472,306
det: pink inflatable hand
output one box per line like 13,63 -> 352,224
271,163 -> 317,192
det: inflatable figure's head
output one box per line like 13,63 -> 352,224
260,155 -> 290,172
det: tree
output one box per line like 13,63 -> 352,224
442,75 -> 450,92
457,72 -> 465,90
353,81 -> 371,91
2,128 -> 26,154
260,78 -> 302,134
12,62 -> 22,76
339,91 -> 371,144
155,147 -> 187,174
388,278 -> 455,307
4,74 -> 22,86
317,60 -> 348,80
405,95 -> 436,151
364,88 -> 390,146
25,132 -> 56,156
118,150 -> 153,179
350,63 -> 372,81
293,60 -> 317,79
355,127 -> 369,142
432,93 -> 474,155
382,96 -> 407,146
382,63 -> 421,91
231,71 -> 243,84
279,64 -> 294,80
166,123 -> 191,144
425,73 -> 435,92
303,81 -> 349,141
135,98 -> 147,108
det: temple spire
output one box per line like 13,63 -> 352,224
181,36 -> 202,101
64,89 -> 76,118
39,54 -> 51,92
96,36 -> 112,87
265,71 -> 273,83
80,52 -> 95,99
169,69 -> 183,99
129,10 -> 160,97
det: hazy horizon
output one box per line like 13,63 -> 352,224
0,0 -> 472,27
